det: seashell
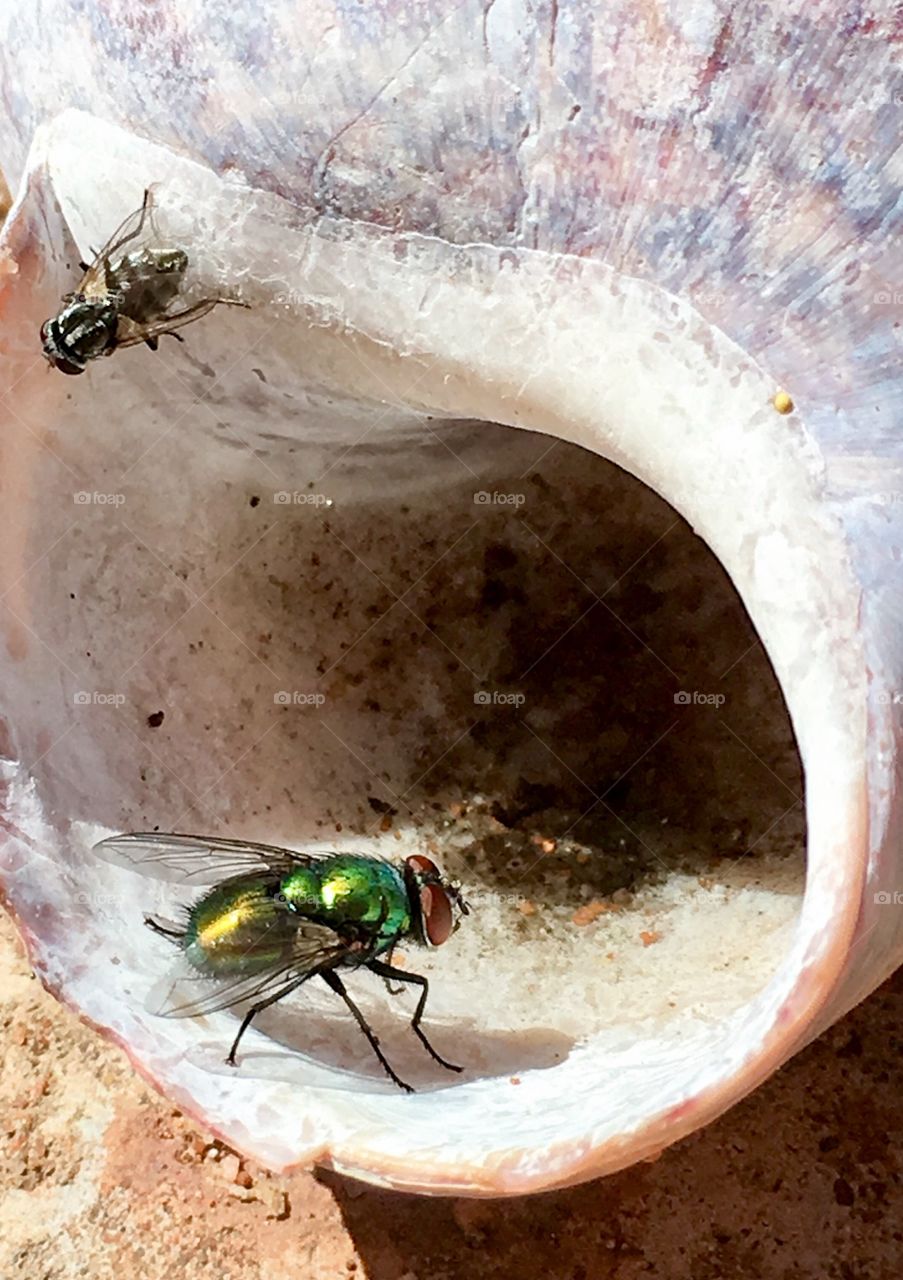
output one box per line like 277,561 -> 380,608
0,4 -> 901,1197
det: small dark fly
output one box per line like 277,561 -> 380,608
93,831 -> 470,1092
41,188 -> 248,375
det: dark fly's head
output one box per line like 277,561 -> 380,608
41,300 -> 118,374
404,854 -> 470,948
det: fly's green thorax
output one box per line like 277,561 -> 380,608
184,874 -> 294,976
281,855 -> 410,952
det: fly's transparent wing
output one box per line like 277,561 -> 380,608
93,831 -> 321,885
113,298 -> 249,349
146,921 -> 348,1019
77,187 -> 158,300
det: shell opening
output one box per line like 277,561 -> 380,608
0,114 -> 866,1193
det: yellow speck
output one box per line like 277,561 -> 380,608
773,390 -> 794,415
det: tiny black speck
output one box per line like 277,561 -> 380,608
833,1177 -> 855,1207
250,495 -> 260,507
147,710 -> 165,728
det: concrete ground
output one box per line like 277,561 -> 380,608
0,907 -> 899,1280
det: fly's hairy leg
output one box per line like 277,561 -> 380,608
320,968 -> 414,1094
367,959 -> 462,1074
144,914 -> 183,941
379,944 -> 406,996
225,969 -> 319,1067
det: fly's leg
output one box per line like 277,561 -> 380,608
143,333 -> 185,352
379,945 -> 406,997
320,969 -> 414,1093
161,297 -> 249,325
366,960 -> 462,1074
116,189 -> 153,251
144,914 -> 183,941
225,970 -> 317,1067
115,298 -> 250,351
102,190 -> 153,290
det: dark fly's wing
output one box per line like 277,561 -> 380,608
112,298 -> 249,349
93,831 -> 324,885
146,921 -> 349,1019
77,189 -> 158,300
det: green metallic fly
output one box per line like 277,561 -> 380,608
93,832 -> 470,1092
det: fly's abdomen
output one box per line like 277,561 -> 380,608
183,874 -> 296,976
114,248 -> 188,323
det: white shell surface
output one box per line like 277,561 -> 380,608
0,2 -> 901,1194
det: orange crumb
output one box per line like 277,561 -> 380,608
510,1076 -> 522,1086
572,900 -> 611,926
640,929 -> 662,946
379,814 -> 392,832
517,899 -> 537,916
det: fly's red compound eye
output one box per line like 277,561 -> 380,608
405,854 -> 440,878
419,882 -> 454,946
